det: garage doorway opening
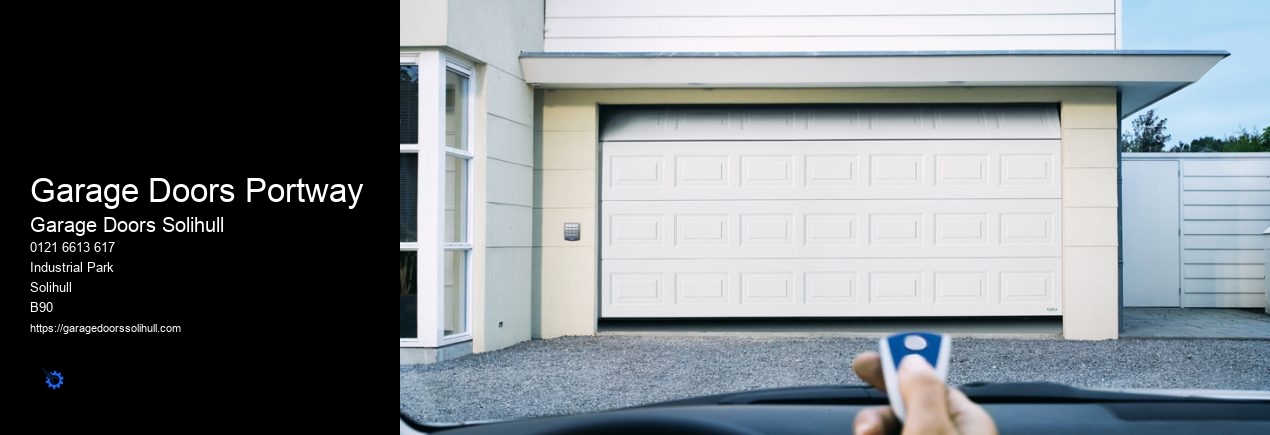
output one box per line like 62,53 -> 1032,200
598,317 -> 1062,337
598,104 -> 1064,320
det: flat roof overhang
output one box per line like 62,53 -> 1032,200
519,50 -> 1228,119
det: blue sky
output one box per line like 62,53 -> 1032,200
1123,0 -> 1269,144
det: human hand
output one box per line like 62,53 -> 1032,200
851,351 -> 997,435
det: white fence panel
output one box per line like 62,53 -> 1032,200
1122,153 -> 1270,308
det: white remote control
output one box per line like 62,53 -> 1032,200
878,332 -> 951,423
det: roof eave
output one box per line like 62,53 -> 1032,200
519,50 -> 1228,119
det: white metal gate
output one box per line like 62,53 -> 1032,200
1122,160 -> 1181,307
1122,153 -> 1270,308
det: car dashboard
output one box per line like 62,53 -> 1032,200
400,383 -> 1270,435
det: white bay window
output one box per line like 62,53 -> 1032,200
400,52 -> 473,347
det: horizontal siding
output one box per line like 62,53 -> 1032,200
1183,264 -> 1264,279
1183,220 -> 1270,235
1183,160 -> 1270,176
1183,205 -> 1270,220
1170,154 -> 1270,307
547,15 -> 1114,38
1183,235 -> 1266,250
1183,249 -> 1266,265
548,0 -> 1115,17
545,35 -> 1115,52
545,0 -> 1117,52
1183,278 -> 1265,293
1183,293 -> 1265,308
1182,191 -> 1270,205
1183,176 -> 1270,191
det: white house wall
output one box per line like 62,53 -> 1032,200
545,0 -> 1119,52
462,0 -> 544,353
446,0 -> 546,75
403,0 -> 545,354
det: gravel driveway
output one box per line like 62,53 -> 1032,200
400,336 -> 1270,423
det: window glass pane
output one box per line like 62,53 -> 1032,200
400,153 -> 418,242
444,250 -> 468,336
399,251 -> 418,338
400,65 -> 419,144
444,154 -> 467,243
445,69 -> 468,150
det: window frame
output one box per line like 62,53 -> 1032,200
400,51 -> 475,348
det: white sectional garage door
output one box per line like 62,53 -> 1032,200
600,105 -> 1062,317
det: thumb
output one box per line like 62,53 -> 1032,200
897,355 -> 956,434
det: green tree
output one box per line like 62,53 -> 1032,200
1220,127 -> 1270,152
1120,110 -> 1171,152
1169,125 -> 1269,152
1170,136 -> 1223,152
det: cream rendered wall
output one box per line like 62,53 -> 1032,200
536,87 -> 1120,340
1058,89 -> 1120,339
403,0 -> 544,353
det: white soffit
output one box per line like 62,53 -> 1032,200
520,51 -> 1228,118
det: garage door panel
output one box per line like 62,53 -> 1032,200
806,154 -> 861,186
608,155 -> 665,188
871,154 -> 924,187
601,258 -> 1062,317
1001,154 -> 1058,186
600,105 -> 1062,319
600,105 -> 1060,142
603,199 -> 1060,258
609,272 -> 665,305
603,140 -> 1060,200
935,154 -> 990,186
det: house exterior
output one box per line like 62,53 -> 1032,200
400,0 -> 1226,363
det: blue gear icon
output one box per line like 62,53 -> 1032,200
46,370 -> 64,389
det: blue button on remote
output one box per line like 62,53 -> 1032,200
878,332 -> 951,422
